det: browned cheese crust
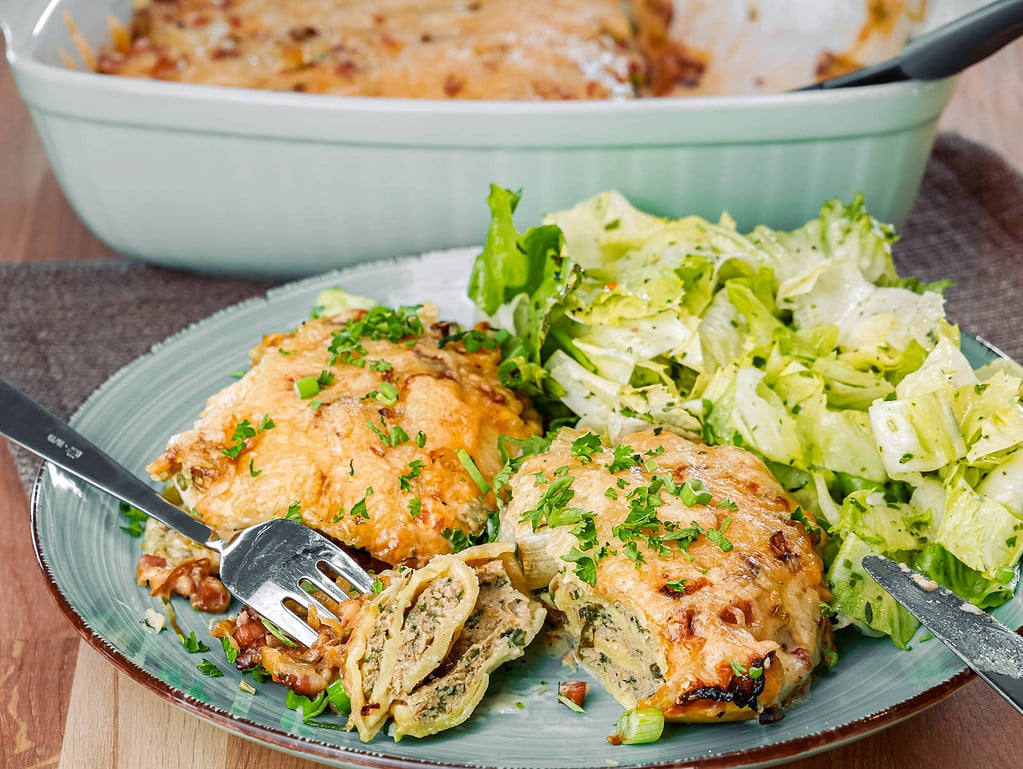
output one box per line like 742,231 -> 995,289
503,428 -> 835,721
95,0 -> 639,100
147,306 -> 540,567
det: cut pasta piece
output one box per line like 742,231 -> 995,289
345,542 -> 546,740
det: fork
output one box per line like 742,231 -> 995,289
0,378 -> 375,647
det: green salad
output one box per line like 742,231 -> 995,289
468,185 -> 1023,648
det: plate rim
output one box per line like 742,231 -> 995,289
28,248 -> 982,769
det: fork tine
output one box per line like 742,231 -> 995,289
243,582 -> 321,647
302,571 -> 351,606
313,545 -> 377,594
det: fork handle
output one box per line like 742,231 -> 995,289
0,378 -> 215,545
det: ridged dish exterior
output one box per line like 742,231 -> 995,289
6,0 -> 955,277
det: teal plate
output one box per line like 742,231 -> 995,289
31,248 -> 1023,768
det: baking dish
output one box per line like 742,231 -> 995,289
3,0 -> 966,277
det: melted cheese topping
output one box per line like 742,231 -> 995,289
502,428 -> 835,721
146,305 -> 541,567
95,0 -> 639,100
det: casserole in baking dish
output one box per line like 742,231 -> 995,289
3,0 -> 966,276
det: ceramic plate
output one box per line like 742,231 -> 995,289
31,248 -> 1023,768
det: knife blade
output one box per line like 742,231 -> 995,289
861,554 -> 1023,715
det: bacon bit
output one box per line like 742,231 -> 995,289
741,553 -> 763,576
659,576 -> 708,598
444,74 -> 465,97
263,647 -> 328,697
335,59 -> 360,78
558,680 -> 589,708
719,600 -> 753,626
478,382 -> 508,405
665,607 -> 697,641
288,25 -> 319,42
769,530 -> 797,563
194,575 -> 231,613
144,557 -> 230,613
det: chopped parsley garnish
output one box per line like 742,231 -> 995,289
791,506 -> 828,537
327,305 -> 424,366
408,496 -> 422,516
222,419 -> 257,458
221,414 -> 274,459
443,527 -> 472,553
220,636 -> 239,664
248,459 -> 261,477
317,370 -> 335,388
368,417 -> 409,447
399,459 -> 424,492
520,475 -> 577,531
704,516 -> 733,552
349,488 -> 373,519
368,358 -> 394,372
181,631 -> 210,653
570,432 -> 603,462
437,327 -> 502,352
607,444 -> 641,473
197,659 -> 223,677
663,578 -> 687,593
285,502 -> 302,522
561,547 -> 598,586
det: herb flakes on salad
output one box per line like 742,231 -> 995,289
471,186 -> 1023,649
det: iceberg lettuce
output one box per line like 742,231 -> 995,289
469,187 -> 1023,647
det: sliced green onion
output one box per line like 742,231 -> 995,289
286,689 -> 329,720
679,478 -> 713,507
558,694 -> 585,713
456,448 -> 491,494
614,707 -> 665,745
375,381 -> 399,405
326,679 -> 351,715
294,376 -> 321,399
239,680 -> 257,695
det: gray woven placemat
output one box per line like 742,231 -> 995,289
2,132 -> 1022,491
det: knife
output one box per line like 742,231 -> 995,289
862,554 -> 1023,716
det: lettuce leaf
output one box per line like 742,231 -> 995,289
467,187 -> 1023,647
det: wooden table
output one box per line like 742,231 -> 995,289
4,32 -> 1023,769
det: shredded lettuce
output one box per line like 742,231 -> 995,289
469,187 -> 1023,646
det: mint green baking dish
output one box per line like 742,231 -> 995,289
4,0 -> 959,277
